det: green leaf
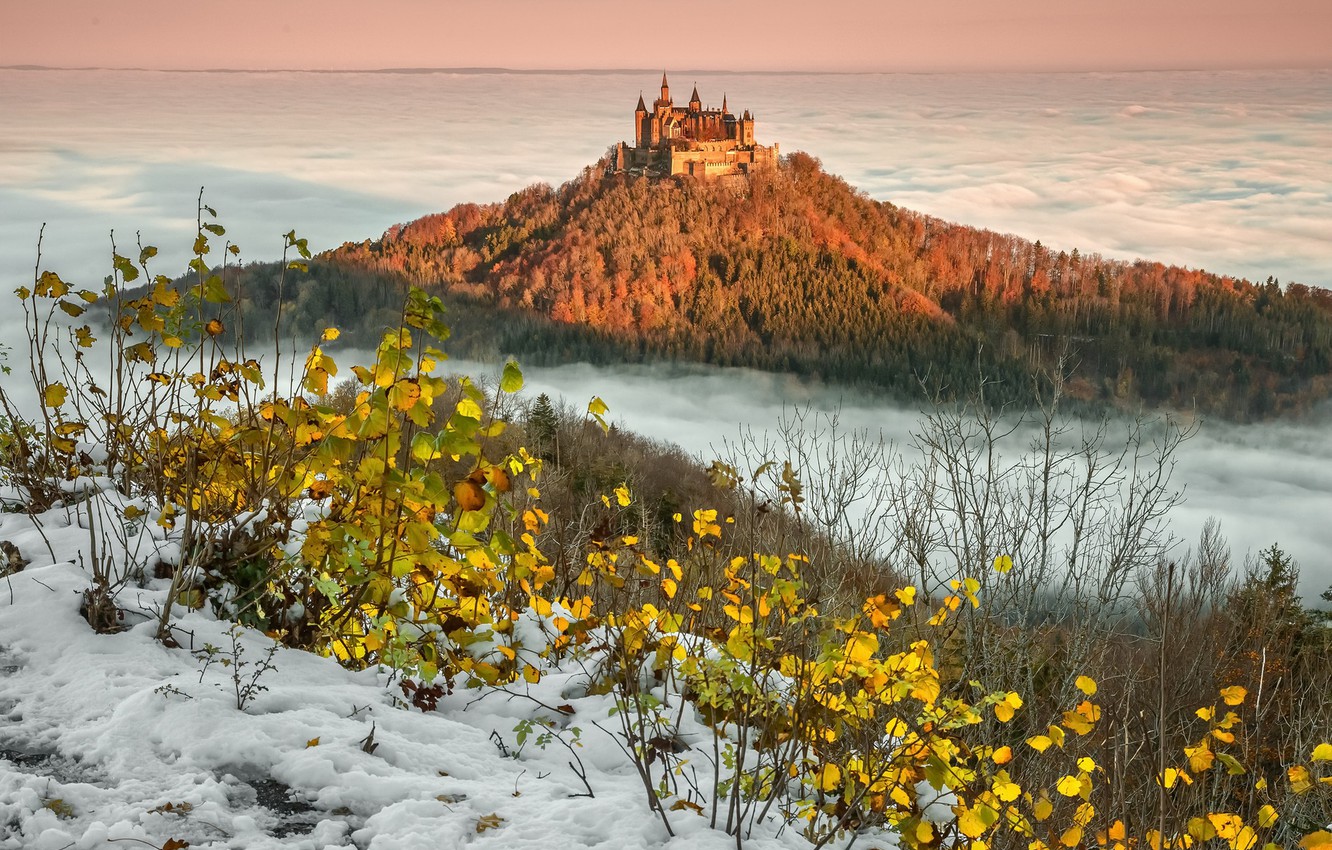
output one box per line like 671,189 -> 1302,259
201,274 -> 231,303
203,223 -> 226,236
500,359 -> 524,394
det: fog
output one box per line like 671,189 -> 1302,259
2,68 -> 1330,597
453,358 -> 1332,600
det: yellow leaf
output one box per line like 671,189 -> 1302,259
992,773 -> 1022,802
1060,826 -> 1083,847
322,327 -> 341,341
1221,686 -> 1247,706
306,737 -> 320,748
1290,765 -> 1313,794
1186,743 -> 1215,773
993,554 -> 1014,573
523,664 -> 541,684
44,383 -> 68,408
476,813 -> 505,833
992,746 -> 1013,765
816,763 -> 841,792
1076,675 -> 1097,696
1300,831 -> 1332,849
844,632 -> 878,665
1109,820 -> 1127,841
1027,735 -> 1053,753
1077,756 -> 1097,773
614,484 -> 631,507
895,585 -> 916,605
1056,775 -> 1083,797
1311,743 -> 1332,762
1161,768 -> 1193,789
1033,794 -> 1054,822
915,820 -> 935,844
957,806 -> 990,839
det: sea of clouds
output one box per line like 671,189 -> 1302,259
1,67 -> 1329,594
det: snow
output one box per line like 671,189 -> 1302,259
0,500 -> 882,849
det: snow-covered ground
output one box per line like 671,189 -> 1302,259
0,489 -> 871,849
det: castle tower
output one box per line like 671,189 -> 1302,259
689,84 -> 701,112
634,93 -> 647,147
657,72 -> 670,108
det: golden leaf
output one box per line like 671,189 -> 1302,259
476,813 -> 505,833
1301,831 -> 1332,850
1056,775 -> 1083,797
43,382 -> 68,408
816,763 -> 841,792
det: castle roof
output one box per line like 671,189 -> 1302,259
690,84 -> 700,104
636,93 -> 646,112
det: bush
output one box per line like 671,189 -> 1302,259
2,207 -> 1329,849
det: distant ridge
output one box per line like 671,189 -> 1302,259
0,64 -> 859,76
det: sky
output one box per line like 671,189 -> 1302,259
2,0 -> 1330,73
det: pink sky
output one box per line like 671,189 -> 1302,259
2,0 -> 1329,72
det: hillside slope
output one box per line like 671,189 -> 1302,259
291,153 -> 1332,419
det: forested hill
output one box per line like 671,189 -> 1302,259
294,152 -> 1332,419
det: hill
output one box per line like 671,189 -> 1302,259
272,153 -> 1332,419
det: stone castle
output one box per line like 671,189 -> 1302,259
614,74 -> 778,179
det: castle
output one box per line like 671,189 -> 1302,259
614,74 -> 778,179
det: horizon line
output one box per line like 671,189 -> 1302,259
4,63 -> 1331,76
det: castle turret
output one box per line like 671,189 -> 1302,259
634,93 -> 647,147
722,93 -> 728,114
689,84 -> 701,112
658,72 -> 670,106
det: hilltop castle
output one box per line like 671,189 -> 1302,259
614,74 -> 778,179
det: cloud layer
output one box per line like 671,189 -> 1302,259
2,68 -> 1329,598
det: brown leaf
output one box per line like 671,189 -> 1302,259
454,479 -> 486,512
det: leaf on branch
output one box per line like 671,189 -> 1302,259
500,359 -> 524,393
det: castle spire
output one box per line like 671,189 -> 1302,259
660,72 -> 669,103
690,83 -> 700,104
722,93 -> 728,113
636,92 -> 646,112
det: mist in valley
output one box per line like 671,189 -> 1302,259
2,68 -> 1330,602
453,356 -> 1332,602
